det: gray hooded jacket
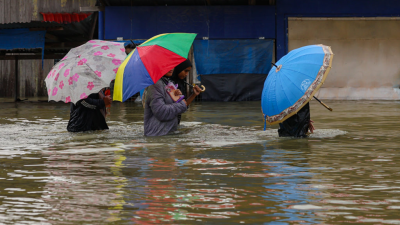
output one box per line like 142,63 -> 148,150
144,78 -> 187,136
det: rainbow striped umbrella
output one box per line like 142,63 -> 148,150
113,33 -> 197,102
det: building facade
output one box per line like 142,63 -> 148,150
1,0 -> 400,100
102,0 -> 400,100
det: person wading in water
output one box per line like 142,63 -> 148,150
67,90 -> 112,132
143,69 -> 188,136
278,103 -> 315,138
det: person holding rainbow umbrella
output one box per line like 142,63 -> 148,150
113,33 -> 199,136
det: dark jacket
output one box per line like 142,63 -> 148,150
67,93 -> 108,132
144,78 -> 187,136
278,103 -> 310,138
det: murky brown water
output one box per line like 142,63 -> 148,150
0,99 -> 399,224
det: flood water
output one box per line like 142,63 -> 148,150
0,99 -> 399,224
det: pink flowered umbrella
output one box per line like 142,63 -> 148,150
45,40 -> 126,104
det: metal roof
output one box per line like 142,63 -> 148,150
0,14 -> 96,41
0,21 -> 65,30
0,13 -> 97,54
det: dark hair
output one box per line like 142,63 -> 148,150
125,43 -> 136,49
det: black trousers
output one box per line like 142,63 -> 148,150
278,103 -> 310,138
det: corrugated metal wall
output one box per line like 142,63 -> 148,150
0,59 -> 55,98
0,0 -> 96,23
0,60 -> 13,97
0,0 -> 96,99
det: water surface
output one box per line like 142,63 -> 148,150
0,100 -> 399,224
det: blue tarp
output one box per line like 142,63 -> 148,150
0,28 -> 46,65
193,39 -> 274,75
105,6 -> 275,40
0,28 -> 46,50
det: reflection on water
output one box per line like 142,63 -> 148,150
0,100 -> 399,224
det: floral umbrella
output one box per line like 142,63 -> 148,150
45,40 -> 126,104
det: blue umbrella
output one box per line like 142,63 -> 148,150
261,45 -> 334,127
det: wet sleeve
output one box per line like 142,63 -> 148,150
79,98 -> 105,110
149,84 -> 187,122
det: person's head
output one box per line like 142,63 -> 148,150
178,65 -> 191,80
171,59 -> 192,81
125,42 -> 136,55
164,69 -> 174,77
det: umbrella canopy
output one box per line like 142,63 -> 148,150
113,33 -> 197,102
261,44 -> 334,125
45,40 -> 127,104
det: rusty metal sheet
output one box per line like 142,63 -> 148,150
0,0 -> 5,24
0,60 -> 14,97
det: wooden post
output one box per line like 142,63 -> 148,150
89,12 -> 98,39
14,55 -> 19,102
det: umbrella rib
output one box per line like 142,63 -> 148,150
83,63 -> 111,90
282,46 -> 324,62
281,67 -> 318,79
68,65 -> 74,103
277,72 -> 293,109
83,63 -> 97,76
284,52 -> 326,64
285,62 -> 322,66
271,79 -> 279,116
277,54 -> 321,68
281,70 -> 308,94
139,44 -> 177,56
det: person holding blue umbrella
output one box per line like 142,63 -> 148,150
277,102 -> 314,137
261,44 -> 333,137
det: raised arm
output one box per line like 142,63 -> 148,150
185,85 -> 201,106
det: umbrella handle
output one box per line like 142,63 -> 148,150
198,84 -> 206,92
183,80 -> 206,92
313,96 -> 333,111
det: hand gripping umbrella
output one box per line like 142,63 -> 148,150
45,40 -> 127,104
182,80 -> 206,92
113,33 -> 197,102
261,44 -> 334,128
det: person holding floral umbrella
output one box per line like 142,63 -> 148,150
45,39 -> 126,132
67,90 -> 112,132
